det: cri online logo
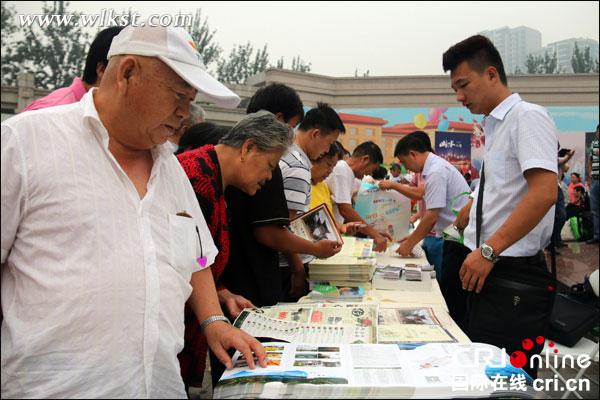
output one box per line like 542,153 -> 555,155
509,336 -> 558,368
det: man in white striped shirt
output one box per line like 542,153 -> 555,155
279,103 -> 344,300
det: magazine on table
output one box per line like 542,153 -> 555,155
213,342 -> 499,399
290,203 -> 342,244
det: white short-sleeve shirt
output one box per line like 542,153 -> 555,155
463,93 -> 558,256
325,160 -> 356,224
421,153 -> 471,236
0,90 -> 218,399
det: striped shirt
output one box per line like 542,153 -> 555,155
279,143 -> 312,213
279,143 -> 314,266
590,139 -> 599,179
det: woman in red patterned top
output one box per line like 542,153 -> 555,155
176,111 -> 293,390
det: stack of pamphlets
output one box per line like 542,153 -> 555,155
372,264 -> 432,291
308,282 -> 366,302
402,264 -> 423,281
308,237 -> 376,284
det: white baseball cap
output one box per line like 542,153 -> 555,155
107,25 -> 240,109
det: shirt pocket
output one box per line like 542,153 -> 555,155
168,214 -> 199,276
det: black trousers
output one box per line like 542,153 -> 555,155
465,252 -> 555,380
440,240 -> 471,332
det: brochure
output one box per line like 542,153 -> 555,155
290,203 -> 342,244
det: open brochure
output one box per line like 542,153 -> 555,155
233,304 -> 457,348
290,203 -> 342,244
233,304 -> 377,344
214,342 -> 499,399
377,306 -> 457,349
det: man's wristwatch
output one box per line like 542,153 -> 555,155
481,243 -> 500,264
199,315 -> 231,333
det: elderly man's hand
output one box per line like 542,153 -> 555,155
312,239 -> 342,258
205,321 -> 267,370
459,249 -> 495,293
219,289 -> 256,319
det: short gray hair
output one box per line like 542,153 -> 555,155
183,103 -> 205,126
219,110 -> 293,152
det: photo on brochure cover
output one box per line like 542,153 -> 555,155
290,203 -> 342,243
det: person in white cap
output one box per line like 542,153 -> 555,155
0,25 -> 265,399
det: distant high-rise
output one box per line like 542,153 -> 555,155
480,26 -> 542,74
542,38 -> 599,73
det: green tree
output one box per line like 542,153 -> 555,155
216,42 -> 269,84
273,55 -> 312,72
525,51 -> 559,74
2,1 -> 90,89
571,42 -> 598,73
186,8 -> 222,72
1,1 -> 17,45
291,55 -> 311,73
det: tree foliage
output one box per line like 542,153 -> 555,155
571,42 -> 599,73
525,50 -> 559,74
2,1 -> 90,90
186,9 -> 222,72
216,42 -> 270,84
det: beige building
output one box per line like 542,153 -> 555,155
2,70 -> 598,164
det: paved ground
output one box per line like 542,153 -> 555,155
190,240 -> 600,399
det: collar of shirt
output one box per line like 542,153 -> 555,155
482,93 -> 522,145
421,152 -> 436,179
290,143 -> 312,168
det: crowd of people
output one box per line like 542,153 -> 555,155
1,24 -> 598,398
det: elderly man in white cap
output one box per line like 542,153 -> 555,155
1,25 -> 265,398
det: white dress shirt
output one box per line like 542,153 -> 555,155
1,90 -> 218,399
421,153 -> 471,237
463,93 -> 558,256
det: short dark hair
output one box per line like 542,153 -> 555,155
394,131 -> 433,157
298,102 -> 345,135
175,122 -> 229,155
372,166 -> 388,180
82,26 -> 125,85
318,141 -> 343,162
246,83 -> 304,124
442,34 -> 508,86
390,163 -> 401,171
574,186 -> 585,194
571,172 -> 581,179
352,141 -> 383,164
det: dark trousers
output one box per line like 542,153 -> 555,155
440,240 -> 471,332
465,252 -> 555,379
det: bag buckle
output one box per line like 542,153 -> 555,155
513,296 -> 521,306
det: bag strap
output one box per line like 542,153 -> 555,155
476,163 -> 485,248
